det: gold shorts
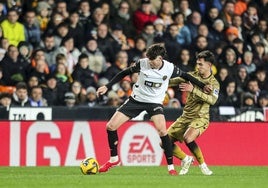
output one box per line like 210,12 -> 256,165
167,116 -> 209,142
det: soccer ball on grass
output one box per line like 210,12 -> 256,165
80,157 -> 99,175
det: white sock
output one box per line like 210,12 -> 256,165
110,156 -> 119,163
168,164 -> 175,171
182,155 -> 189,162
199,163 -> 207,168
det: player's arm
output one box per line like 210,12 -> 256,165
171,66 -> 206,89
180,81 -> 220,105
97,62 -> 140,96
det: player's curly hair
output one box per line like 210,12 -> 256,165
196,50 -> 215,64
146,43 -> 166,60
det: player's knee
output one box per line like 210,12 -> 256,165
106,122 -> 117,131
183,136 -> 194,144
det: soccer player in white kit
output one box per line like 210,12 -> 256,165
97,43 -> 206,175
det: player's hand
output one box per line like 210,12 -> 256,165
96,86 -> 108,97
179,81 -> 194,92
203,85 -> 213,94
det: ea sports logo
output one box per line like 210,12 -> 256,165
120,123 -> 163,166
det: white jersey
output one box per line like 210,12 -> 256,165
131,58 -> 175,104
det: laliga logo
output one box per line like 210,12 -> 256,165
120,123 -> 163,166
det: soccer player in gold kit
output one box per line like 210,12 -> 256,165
168,50 -> 220,175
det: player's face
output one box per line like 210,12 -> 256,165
149,56 -> 163,69
196,58 -> 212,77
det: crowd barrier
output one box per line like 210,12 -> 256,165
0,121 -> 267,166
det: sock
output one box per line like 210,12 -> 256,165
110,156 -> 119,163
160,135 -> 173,165
173,144 -> 187,160
186,141 -> 204,164
168,164 -> 174,171
107,130 -> 118,157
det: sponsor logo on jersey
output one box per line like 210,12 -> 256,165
144,81 -> 162,88
120,123 -> 163,166
163,75 -> 167,80
213,88 -> 219,97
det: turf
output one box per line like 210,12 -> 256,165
0,166 -> 267,188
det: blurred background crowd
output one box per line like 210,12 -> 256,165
0,0 -> 267,110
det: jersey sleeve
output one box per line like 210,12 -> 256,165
192,80 -> 220,105
106,61 -> 141,89
171,66 -> 205,89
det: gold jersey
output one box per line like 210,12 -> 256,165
169,71 -> 220,120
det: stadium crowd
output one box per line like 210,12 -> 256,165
0,0 -> 268,110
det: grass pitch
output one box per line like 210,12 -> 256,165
0,166 -> 267,188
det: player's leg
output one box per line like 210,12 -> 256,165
151,114 -> 177,175
183,121 -> 213,175
167,119 -> 194,175
99,111 -> 130,173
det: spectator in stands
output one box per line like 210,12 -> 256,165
218,47 -> 239,78
102,50 -> 128,80
96,23 -> 115,64
257,93 -> 268,108
0,8 -> 25,46
106,90 -> 122,107
162,23 -> 181,63
53,61 -> 73,94
219,0 -> 235,28
0,45 -> 28,86
29,49 -> 50,75
28,59 -> 49,85
197,23 -> 214,49
215,66 -> 230,93
85,7 -> 106,38
0,92 -> 12,110
81,38 -> 107,75
133,0 -> 158,34
174,0 -> 192,18
254,67 -> 268,91
36,0 -> 51,34
140,22 -> 155,48
245,78 -> 261,104
27,75 -> 39,91
242,2 -> 259,33
117,76 -> 132,102
41,34 -> 58,68
253,42 -> 268,67
225,26 -> 240,45
186,11 -> 202,41
101,1 -> 111,23
68,11 -> 85,50
204,6 -> 220,30
54,22 -> 70,47
29,85 -> 48,107
54,0 -> 69,19
242,50 -> 256,75
111,0 -> 136,39
11,82 -> 31,107
176,48 -> 194,72
42,74 -> 60,106
153,18 -> 165,43
217,78 -> 240,107
209,19 -> 225,42
232,14 -> 245,40
72,53 -> 97,89
55,36 -> 81,73
18,41 -> 32,64
241,91 -> 256,108
78,0 -> 91,27
109,23 -> 131,55
232,38 -> 247,64
157,0 -> 173,27
0,66 -> 5,85
82,86 -> 98,107
23,9 -> 41,49
172,12 -> 191,47
69,81 -> 86,105
190,35 -> 210,56
127,36 -> 147,65
44,12 -> 64,36
64,91 -> 76,108
235,65 -> 249,94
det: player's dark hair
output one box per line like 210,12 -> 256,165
196,50 -> 215,64
146,43 -> 166,60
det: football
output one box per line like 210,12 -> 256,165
80,157 -> 99,175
